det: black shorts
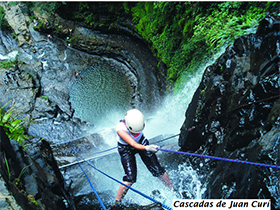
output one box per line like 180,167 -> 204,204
117,141 -> 166,183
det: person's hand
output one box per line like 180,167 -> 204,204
145,144 -> 159,153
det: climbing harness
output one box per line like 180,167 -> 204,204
69,141 -> 173,210
157,148 -> 280,170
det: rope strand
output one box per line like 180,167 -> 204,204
69,142 -> 107,210
70,142 -> 173,210
157,148 -> 280,169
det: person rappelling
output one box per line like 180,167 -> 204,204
112,109 -> 174,207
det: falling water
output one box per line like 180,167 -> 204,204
63,49 -> 228,208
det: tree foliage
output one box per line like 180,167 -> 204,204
130,2 -> 278,88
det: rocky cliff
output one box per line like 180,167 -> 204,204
179,15 -> 280,208
0,126 -> 76,209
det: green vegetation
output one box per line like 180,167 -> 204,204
0,1 -> 276,151
0,61 -> 15,68
69,2 -> 132,28
4,153 -> 31,188
55,2 -> 276,89
25,1 -> 61,14
0,101 -> 29,149
130,2 -> 277,89
28,195 -> 38,207
41,96 -> 49,100
0,6 -> 9,29
0,60 -> 19,68
14,164 -> 31,186
4,156 -> 11,180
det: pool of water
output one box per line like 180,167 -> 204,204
69,61 -> 133,127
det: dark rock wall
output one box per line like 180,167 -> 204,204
179,15 -> 279,208
31,5 -> 167,114
0,126 -> 76,210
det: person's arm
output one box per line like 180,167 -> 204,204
117,130 -> 146,150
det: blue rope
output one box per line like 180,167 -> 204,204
71,145 -> 173,210
69,142 -> 107,210
66,130 -> 278,210
157,148 -> 280,169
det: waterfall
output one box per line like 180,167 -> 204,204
1,3 -> 278,208
62,47 -> 229,208
62,56 -> 224,208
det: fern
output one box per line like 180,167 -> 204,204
0,101 -> 29,149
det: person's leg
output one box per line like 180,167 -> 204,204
139,150 -> 174,189
115,181 -> 133,201
115,147 -> 137,202
158,171 -> 173,189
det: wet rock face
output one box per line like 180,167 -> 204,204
0,126 -> 75,209
179,15 -> 279,206
1,3 -> 31,46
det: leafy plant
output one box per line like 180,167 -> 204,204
194,2 -> 266,53
20,1 -> 279,90
0,101 -> 29,149
0,59 -> 23,68
11,32 -> 18,41
26,2 -> 60,14
0,6 -> 9,29
27,195 -> 38,206
4,155 -> 11,180
41,96 -> 49,100
0,61 -> 15,68
14,164 -> 31,186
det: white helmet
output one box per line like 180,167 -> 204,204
124,109 -> 145,133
